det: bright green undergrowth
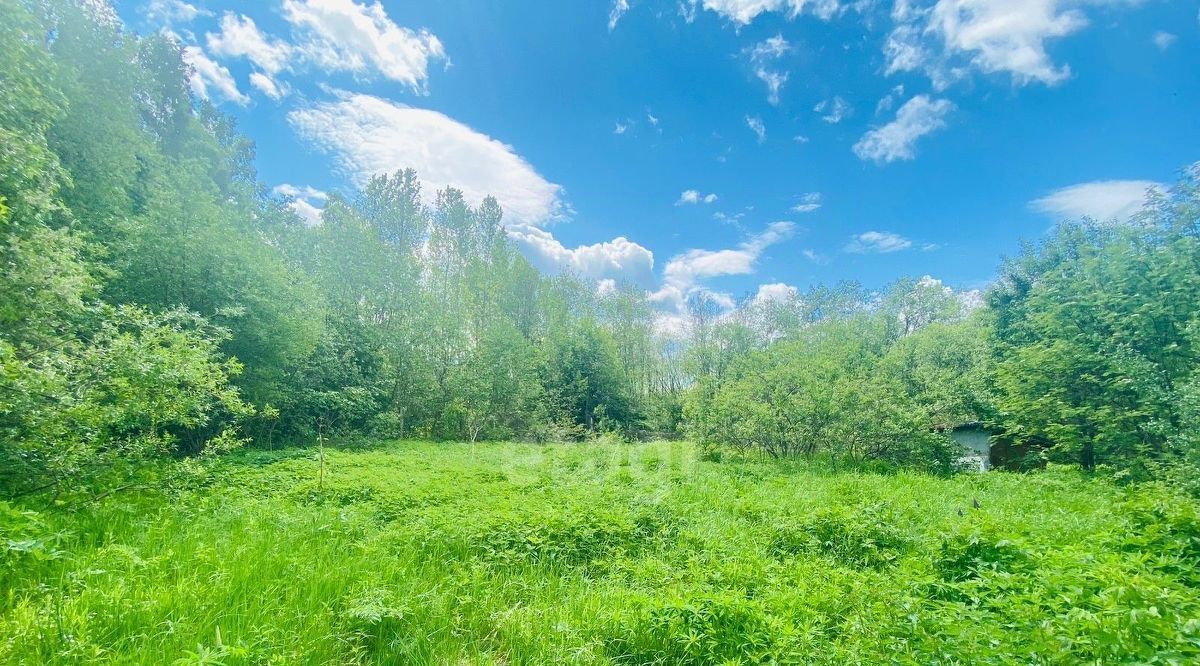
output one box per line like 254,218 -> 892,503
3,441 -> 1200,664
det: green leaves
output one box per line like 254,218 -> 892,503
989,168 -> 1200,474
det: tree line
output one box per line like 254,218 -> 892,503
2,0 -> 1198,499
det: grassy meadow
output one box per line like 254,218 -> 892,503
3,441 -> 1200,665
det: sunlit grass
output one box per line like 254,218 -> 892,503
3,441 -> 1198,664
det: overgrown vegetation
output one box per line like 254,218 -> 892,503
4,0 -> 1200,496
2,2 -> 1200,662
4,442 -> 1200,664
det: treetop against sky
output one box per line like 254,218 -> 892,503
129,0 -> 1197,306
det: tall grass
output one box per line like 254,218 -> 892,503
3,441 -> 1198,664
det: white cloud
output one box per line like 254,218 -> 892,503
691,0 -> 842,25
273,183 -> 328,226
507,224 -> 655,287
793,134 -> 810,143
290,92 -> 564,225
845,231 -> 913,253
249,72 -> 287,100
853,95 -> 953,164
884,0 -> 1142,87
597,278 -> 618,296
663,221 -> 795,295
614,121 -> 630,135
207,14 -> 292,75
815,96 -> 852,124
146,0 -> 208,25
677,189 -> 719,205
646,111 -> 660,126
791,192 -> 822,213
609,0 -> 630,30
1152,31 -> 1177,51
746,35 -> 792,105
182,45 -> 249,106
746,115 -> 767,143
875,84 -> 905,115
712,210 -> 747,228
1030,179 -> 1165,222
753,282 -> 798,305
802,248 -> 830,264
281,0 -> 447,92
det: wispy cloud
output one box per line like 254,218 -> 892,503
182,45 -> 249,106
791,192 -> 822,213
845,231 -> 912,254
745,34 -> 792,105
815,96 -> 851,124
206,13 -> 293,99
746,115 -> 766,143
1153,31 -> 1177,51
1030,179 -> 1165,223
689,0 -> 842,25
853,95 -> 953,164
655,221 -> 796,311
609,0 -> 630,30
147,0 -> 208,26
290,92 -> 564,225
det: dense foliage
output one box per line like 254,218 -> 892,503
4,442 -> 1199,664
0,0 -> 674,500
3,2 -> 1200,662
3,0 -> 1199,493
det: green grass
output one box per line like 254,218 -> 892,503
3,441 -> 1200,664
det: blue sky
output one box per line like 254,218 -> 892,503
125,0 -> 1198,316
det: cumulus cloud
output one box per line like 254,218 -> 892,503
746,35 -> 792,105
274,183 -> 328,226
677,190 -> 718,205
845,231 -> 913,254
815,96 -> 852,124
792,192 -> 822,213
690,0 -> 842,25
1030,179 -> 1165,222
746,115 -> 767,143
853,95 -> 953,164
507,224 -> 655,287
289,92 -> 564,225
182,45 -> 249,106
609,0 -> 630,30
281,0 -> 447,91
884,0 -> 1142,87
753,282 -> 798,305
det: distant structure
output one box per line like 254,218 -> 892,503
946,422 -> 994,472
